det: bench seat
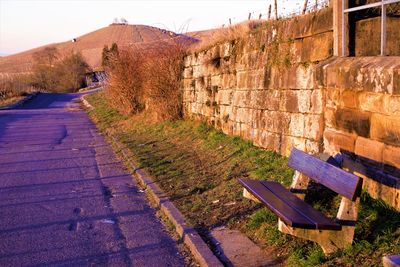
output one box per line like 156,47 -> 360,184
239,178 -> 342,231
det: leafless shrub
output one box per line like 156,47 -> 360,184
0,74 -> 35,100
142,43 -> 185,121
105,48 -> 145,115
105,41 -> 185,121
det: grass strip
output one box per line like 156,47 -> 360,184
86,91 -> 400,266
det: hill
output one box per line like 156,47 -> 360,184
0,24 -> 198,74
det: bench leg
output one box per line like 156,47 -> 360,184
278,219 -> 355,254
243,188 -> 261,203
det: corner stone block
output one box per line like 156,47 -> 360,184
325,88 -> 340,109
370,114 -> 400,147
310,89 -> 324,114
383,144 -> 400,169
304,114 -> 324,140
305,139 -> 321,154
323,128 -> 357,154
355,136 -> 384,162
280,136 -> 306,157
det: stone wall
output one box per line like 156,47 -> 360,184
322,57 -> 400,210
182,8 -> 333,156
181,7 -> 400,210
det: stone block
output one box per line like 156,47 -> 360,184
288,113 -> 305,137
192,65 -> 204,78
255,130 -> 281,153
370,114 -> 400,146
263,111 -> 290,134
301,32 -> 333,62
358,92 -> 385,113
279,65 -> 315,90
310,89 -> 324,114
250,69 -> 266,89
251,90 -> 280,111
232,91 -> 250,108
222,73 -> 237,89
355,136 -> 384,162
325,88 -> 339,109
304,114 -> 324,140
232,122 -> 241,136
324,57 -> 398,94
335,108 -> 371,137
323,129 -> 357,154
183,55 -> 192,67
384,95 -> 400,115
216,90 -> 233,105
280,136 -> 306,157
305,139 -> 321,154
280,90 -> 312,113
183,67 -> 193,79
340,90 -> 359,109
290,40 -> 303,63
237,71 -> 248,89
324,107 -> 336,128
383,144 -> 400,169
235,107 -> 250,123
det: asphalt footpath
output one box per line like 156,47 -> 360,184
0,92 -> 185,266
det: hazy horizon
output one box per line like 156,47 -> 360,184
0,0 -> 304,56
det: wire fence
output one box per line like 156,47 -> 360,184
222,0 -> 330,26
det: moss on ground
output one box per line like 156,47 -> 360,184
86,91 -> 400,266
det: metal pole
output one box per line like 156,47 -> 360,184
380,2 -> 387,56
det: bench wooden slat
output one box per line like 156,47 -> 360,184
288,148 -> 362,201
261,181 -> 342,230
239,179 -> 342,230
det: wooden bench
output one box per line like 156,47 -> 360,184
239,148 -> 363,254
383,255 -> 400,267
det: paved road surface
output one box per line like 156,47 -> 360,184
0,92 -> 184,266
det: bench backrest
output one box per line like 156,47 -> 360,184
288,148 -> 363,201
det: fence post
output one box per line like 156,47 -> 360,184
248,12 -> 251,20
303,0 -> 308,14
268,4 -> 272,20
274,0 -> 278,19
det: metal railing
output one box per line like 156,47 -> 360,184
342,0 -> 400,56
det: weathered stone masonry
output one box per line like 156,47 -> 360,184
183,8 -> 333,156
181,8 -> 400,210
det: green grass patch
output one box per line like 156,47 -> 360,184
86,91 -> 400,266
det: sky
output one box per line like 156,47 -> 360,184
0,0 -> 306,56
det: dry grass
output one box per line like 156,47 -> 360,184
189,20 -> 265,52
